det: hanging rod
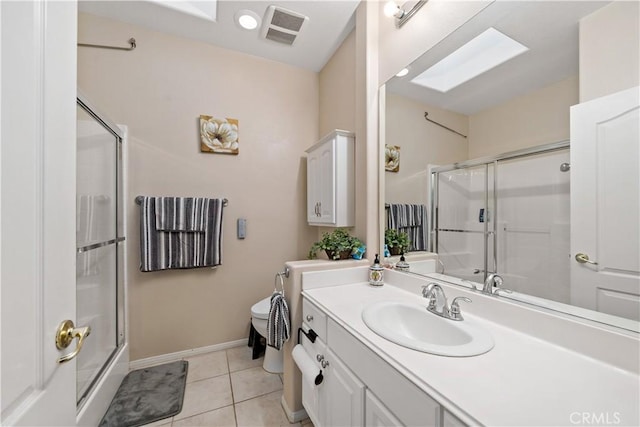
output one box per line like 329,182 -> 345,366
424,112 -> 467,139
135,196 -> 228,207
78,38 -> 136,51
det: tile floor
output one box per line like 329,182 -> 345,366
140,346 -> 314,427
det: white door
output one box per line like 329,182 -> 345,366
1,1 -> 78,425
570,86 -> 640,321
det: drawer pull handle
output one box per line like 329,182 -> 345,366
306,315 -> 314,322
315,370 -> 324,385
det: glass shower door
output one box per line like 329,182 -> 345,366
433,164 -> 495,282
495,149 -> 570,301
76,101 -> 124,407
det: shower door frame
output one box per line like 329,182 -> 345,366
429,140 -> 570,282
75,93 -> 129,425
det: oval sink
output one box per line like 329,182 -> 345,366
362,301 -> 494,357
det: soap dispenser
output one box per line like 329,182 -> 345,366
369,254 -> 384,287
395,253 -> 410,272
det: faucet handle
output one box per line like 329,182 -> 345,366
461,280 -> 478,291
494,287 -> 512,296
421,283 -> 440,309
450,296 -> 472,321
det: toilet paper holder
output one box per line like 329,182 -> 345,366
298,327 -> 318,344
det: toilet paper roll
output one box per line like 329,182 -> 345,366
292,344 -> 319,388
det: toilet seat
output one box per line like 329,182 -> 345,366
251,296 -> 271,320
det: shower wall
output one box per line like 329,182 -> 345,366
434,147 -> 570,302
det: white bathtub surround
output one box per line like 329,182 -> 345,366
301,267 -> 640,426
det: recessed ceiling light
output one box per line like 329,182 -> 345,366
411,27 -> 529,93
235,10 -> 261,31
395,68 -> 409,77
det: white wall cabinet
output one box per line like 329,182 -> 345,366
301,297 -> 464,427
306,130 -> 355,226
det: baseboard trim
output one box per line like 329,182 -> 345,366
281,394 -> 308,423
129,338 -> 247,370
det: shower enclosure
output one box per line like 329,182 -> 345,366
76,95 -> 128,423
430,141 -> 570,303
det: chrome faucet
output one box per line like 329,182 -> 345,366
482,273 -> 512,296
421,283 -> 472,321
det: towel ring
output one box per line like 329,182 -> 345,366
274,272 -> 285,296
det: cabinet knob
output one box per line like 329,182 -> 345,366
316,354 -> 324,362
321,359 -> 330,368
306,314 -> 314,322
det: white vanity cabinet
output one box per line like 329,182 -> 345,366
305,130 -> 354,227
301,301 -> 364,427
302,297 -> 454,427
365,390 -> 403,426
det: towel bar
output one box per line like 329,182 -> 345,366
134,196 -> 228,206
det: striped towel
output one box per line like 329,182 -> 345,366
266,291 -> 290,350
139,196 -> 224,272
387,203 -> 428,252
387,204 -> 423,229
155,197 -> 208,232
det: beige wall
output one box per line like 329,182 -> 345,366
468,76 -> 578,158
78,13 -> 319,360
385,93 -> 468,205
319,30 -> 356,138
579,1 -> 640,102
316,29 -> 358,244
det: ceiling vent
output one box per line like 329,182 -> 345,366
261,5 -> 308,46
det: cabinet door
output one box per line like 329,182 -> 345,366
307,149 -> 321,223
323,348 -> 365,427
365,390 -> 404,427
317,138 -> 336,224
443,409 -> 467,427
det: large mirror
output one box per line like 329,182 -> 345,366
381,1 -> 640,332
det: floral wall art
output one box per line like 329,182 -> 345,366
385,144 -> 400,172
200,115 -> 239,155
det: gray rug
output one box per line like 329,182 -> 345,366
99,360 -> 188,427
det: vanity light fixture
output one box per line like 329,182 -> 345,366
411,27 -> 529,93
384,0 -> 428,28
235,9 -> 261,31
395,68 -> 410,77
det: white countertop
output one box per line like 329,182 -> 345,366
302,276 -> 640,426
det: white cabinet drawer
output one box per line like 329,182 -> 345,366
328,318 -> 441,427
303,298 -> 327,341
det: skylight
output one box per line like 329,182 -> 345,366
411,28 -> 529,93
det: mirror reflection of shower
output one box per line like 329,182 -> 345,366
430,142 -> 570,303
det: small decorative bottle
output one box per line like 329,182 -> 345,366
369,254 -> 384,287
395,253 -> 410,272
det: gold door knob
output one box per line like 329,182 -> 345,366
575,253 -> 598,265
55,320 -> 91,364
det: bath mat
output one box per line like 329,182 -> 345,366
99,360 -> 188,427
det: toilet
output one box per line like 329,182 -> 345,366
251,296 -> 284,373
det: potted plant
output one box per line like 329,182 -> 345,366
385,229 -> 410,255
308,229 -> 364,260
